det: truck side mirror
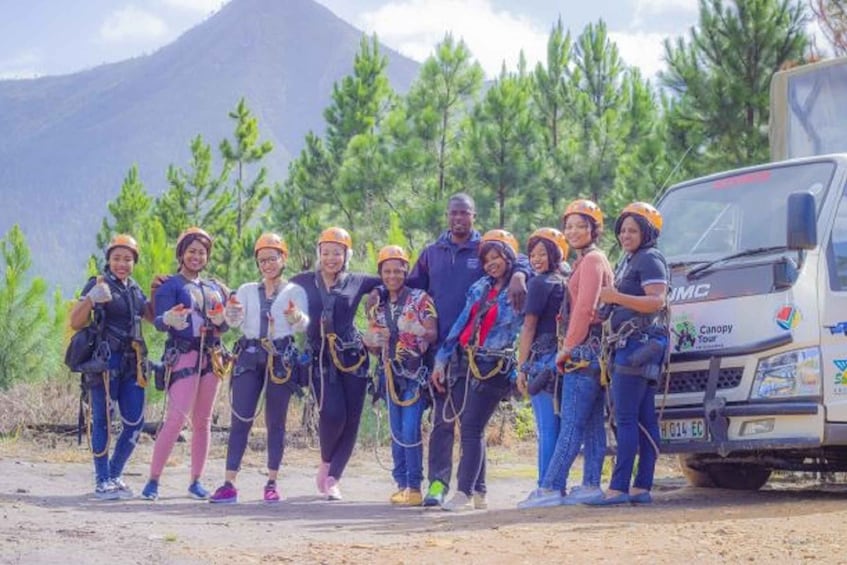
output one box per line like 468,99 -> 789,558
786,191 -> 817,250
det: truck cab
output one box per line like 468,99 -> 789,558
656,57 -> 847,489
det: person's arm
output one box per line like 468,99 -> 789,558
507,253 -> 531,312
516,314 -> 538,395
69,277 -> 99,331
287,284 -> 311,333
404,249 -> 429,291
600,283 -> 667,313
153,279 -> 178,332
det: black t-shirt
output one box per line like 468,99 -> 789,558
291,271 -> 381,349
525,272 -> 565,337
610,247 -> 668,331
80,271 -> 147,342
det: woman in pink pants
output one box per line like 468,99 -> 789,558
141,227 -> 231,501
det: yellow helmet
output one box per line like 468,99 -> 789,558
481,229 -> 519,256
563,199 -> 604,230
619,201 -> 663,233
377,245 -> 410,269
106,234 -> 139,261
176,226 -> 213,259
528,227 -> 569,260
318,227 -> 352,249
254,232 -> 289,258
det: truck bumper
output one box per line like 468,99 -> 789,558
658,401 -> 824,454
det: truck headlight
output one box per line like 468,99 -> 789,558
751,347 -> 821,400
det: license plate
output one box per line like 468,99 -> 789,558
660,418 -> 706,441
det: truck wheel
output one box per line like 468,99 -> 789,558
678,454 -> 715,487
706,463 -> 771,490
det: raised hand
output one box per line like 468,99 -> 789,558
163,304 -> 190,330
86,276 -> 112,305
224,295 -> 244,327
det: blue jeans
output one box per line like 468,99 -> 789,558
387,383 -> 425,490
530,391 -> 560,487
609,340 -> 661,492
89,362 -> 145,483
527,350 -> 560,486
540,370 -> 606,493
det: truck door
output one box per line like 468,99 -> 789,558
822,183 -> 847,421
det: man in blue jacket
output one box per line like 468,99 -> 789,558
408,193 -> 527,508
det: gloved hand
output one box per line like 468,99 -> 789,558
363,326 -> 388,349
224,295 -> 244,327
397,313 -> 427,337
283,299 -> 304,326
163,305 -> 190,330
86,277 -> 112,305
207,302 -> 226,326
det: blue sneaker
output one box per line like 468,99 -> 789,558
140,480 -> 159,501
516,488 -> 563,509
561,485 -> 603,505
629,491 -> 653,504
188,480 -> 210,500
583,491 -> 631,506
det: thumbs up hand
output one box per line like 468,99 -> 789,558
284,298 -> 304,325
224,295 -> 244,327
86,276 -> 112,305
164,304 -> 190,330
207,301 -> 226,326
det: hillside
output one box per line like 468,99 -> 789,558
0,0 -> 419,293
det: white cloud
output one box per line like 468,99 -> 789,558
609,31 -> 669,79
0,51 -> 43,80
634,0 -> 698,17
99,6 -> 168,43
632,0 -> 698,30
357,0 -> 548,78
158,0 -> 228,14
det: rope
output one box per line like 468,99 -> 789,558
86,371 -> 111,458
327,333 -> 367,373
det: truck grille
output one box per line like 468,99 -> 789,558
657,367 -> 744,394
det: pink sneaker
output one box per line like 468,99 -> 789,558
316,462 -> 330,495
263,483 -> 281,503
209,482 -> 238,504
325,477 -> 342,501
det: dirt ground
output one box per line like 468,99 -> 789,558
3,433 -> 847,565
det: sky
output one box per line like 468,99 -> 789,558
0,0 -> 701,81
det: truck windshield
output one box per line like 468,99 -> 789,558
658,162 -> 834,263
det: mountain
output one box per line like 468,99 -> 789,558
0,0 -> 419,294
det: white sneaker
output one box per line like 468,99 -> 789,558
472,492 -> 488,510
516,488 -> 562,509
561,485 -> 603,505
94,480 -> 120,501
442,491 -> 473,512
325,477 -> 342,501
109,477 -> 134,500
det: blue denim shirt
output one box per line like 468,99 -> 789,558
434,274 -> 524,369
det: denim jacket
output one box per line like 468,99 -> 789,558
434,275 -> 524,369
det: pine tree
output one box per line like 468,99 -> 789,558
660,0 -> 808,172
0,225 -> 53,388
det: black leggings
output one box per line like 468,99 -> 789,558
225,365 -> 294,473
312,367 -> 368,480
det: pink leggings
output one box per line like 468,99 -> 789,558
149,350 -> 220,479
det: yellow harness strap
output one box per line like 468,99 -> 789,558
327,333 -> 367,373
131,341 -> 147,388
465,345 -> 506,381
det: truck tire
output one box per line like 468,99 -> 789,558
678,454 -> 715,487
705,463 -> 771,490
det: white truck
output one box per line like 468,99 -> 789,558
655,56 -> 847,489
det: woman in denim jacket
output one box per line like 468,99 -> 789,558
431,229 -> 525,512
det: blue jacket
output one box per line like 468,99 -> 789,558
434,275 -> 525,369
407,230 -> 484,347
408,230 -> 531,347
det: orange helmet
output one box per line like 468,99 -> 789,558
481,229 -> 519,256
619,202 -> 663,233
176,226 -> 213,259
377,245 -> 410,270
528,227 -> 569,260
318,227 -> 352,249
106,234 -> 139,261
563,199 -> 604,230
254,232 -> 289,258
